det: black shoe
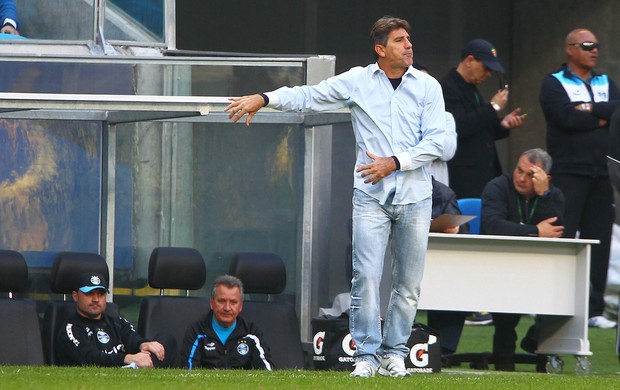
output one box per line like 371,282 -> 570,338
535,355 -> 547,373
520,337 -> 538,354
494,358 -> 515,372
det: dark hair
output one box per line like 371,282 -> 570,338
369,16 -> 411,61
211,274 -> 244,299
521,148 -> 553,172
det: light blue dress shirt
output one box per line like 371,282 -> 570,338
266,63 -> 446,205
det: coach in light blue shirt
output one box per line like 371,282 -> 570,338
226,16 -> 445,378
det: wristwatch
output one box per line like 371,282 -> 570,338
491,102 -> 501,112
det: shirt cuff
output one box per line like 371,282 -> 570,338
3,18 -> 17,29
394,151 -> 412,170
264,91 -> 279,107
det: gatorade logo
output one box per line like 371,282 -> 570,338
313,331 -> 325,355
410,343 -> 429,367
409,334 -> 437,368
341,333 -> 356,356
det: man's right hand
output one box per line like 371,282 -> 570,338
124,351 -> 154,368
225,94 -> 266,126
490,89 -> 509,111
536,217 -> 564,238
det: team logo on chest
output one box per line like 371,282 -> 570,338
237,341 -> 250,355
97,330 -> 111,344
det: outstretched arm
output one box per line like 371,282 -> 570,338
225,94 -> 268,126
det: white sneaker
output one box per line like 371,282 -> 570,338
378,356 -> 410,377
349,360 -> 377,378
588,315 -> 617,329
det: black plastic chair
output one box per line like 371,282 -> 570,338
0,249 -> 45,365
41,251 -> 119,365
229,252 -> 305,369
137,247 -> 210,368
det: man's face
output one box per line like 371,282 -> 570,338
512,155 -> 545,198
466,57 -> 493,85
377,27 -> 413,69
566,30 -> 598,71
210,285 -> 243,328
73,289 -> 107,319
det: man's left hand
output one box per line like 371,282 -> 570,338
356,151 -> 397,185
140,341 -> 165,362
500,108 -> 526,129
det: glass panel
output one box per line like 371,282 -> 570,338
13,1 -> 166,43
114,121 -> 304,316
0,119 -> 102,299
0,62 -> 135,94
106,0 -> 165,42
14,0 -> 95,41
0,59 -> 304,96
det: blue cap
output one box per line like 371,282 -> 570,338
76,272 -> 108,293
461,39 -> 504,73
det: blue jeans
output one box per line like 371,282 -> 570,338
349,189 -> 431,365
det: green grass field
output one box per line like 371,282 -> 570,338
0,311 -> 618,389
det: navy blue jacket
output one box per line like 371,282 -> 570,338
56,311 -> 148,367
0,0 -> 18,29
441,67 -> 509,198
181,311 -> 273,370
540,64 -> 620,177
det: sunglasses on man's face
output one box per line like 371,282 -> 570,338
569,42 -> 600,51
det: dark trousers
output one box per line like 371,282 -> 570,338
491,313 -> 521,361
151,332 -> 178,368
552,174 -> 614,317
427,310 -> 466,354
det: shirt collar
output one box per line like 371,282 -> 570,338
561,63 -> 598,82
371,63 -> 416,79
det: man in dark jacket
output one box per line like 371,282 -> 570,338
56,272 -> 175,368
540,28 -> 620,329
441,39 -> 525,199
481,148 -> 565,371
181,275 -> 273,370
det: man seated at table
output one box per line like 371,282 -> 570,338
481,147 -> 565,371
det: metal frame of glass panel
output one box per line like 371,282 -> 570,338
0,0 -> 346,342
7,0 -> 170,50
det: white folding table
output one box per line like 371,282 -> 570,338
417,234 -> 597,373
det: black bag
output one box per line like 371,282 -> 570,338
405,323 -> 442,373
311,314 -> 355,371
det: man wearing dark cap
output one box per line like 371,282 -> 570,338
441,38 -> 526,199
55,272 -> 175,367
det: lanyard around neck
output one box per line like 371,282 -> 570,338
517,197 -> 538,224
